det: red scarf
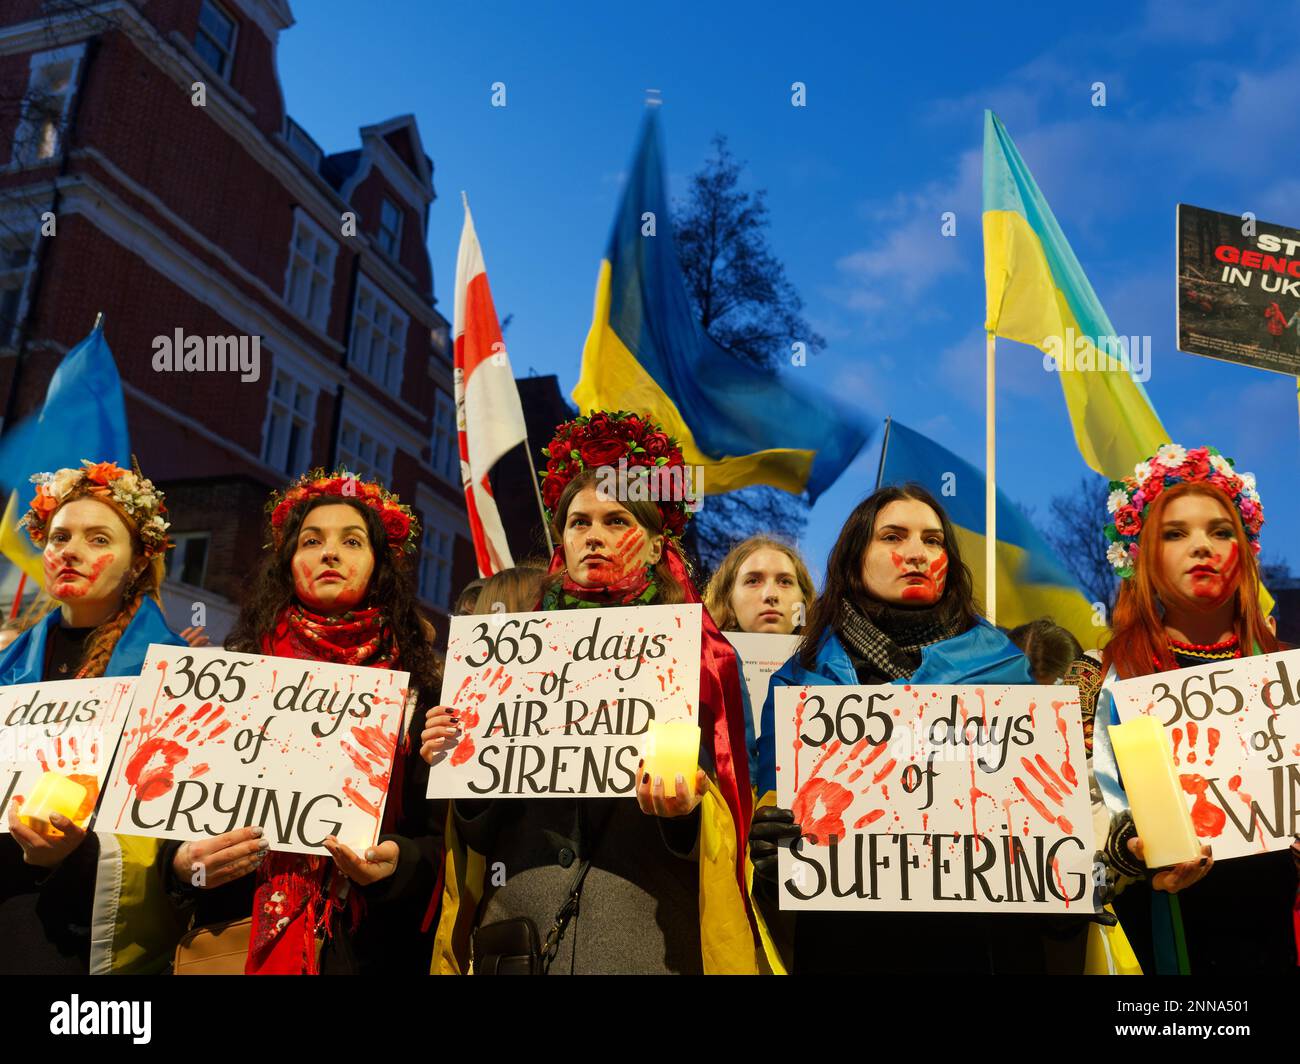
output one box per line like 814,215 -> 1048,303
245,602 -> 402,975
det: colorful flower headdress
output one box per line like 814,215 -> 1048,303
267,468 -> 418,557
1104,444 -> 1263,580
22,458 -> 171,557
540,411 -> 691,538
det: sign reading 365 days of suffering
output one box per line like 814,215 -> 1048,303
427,604 -> 701,798
98,646 -> 411,855
774,684 -> 1096,913
0,676 -> 136,832
1109,649 -> 1300,861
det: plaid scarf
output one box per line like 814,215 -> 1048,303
836,597 -> 966,682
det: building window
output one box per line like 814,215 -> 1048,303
285,210 -> 336,330
419,518 -> 454,608
432,390 -> 459,484
167,532 -> 211,588
338,419 -> 394,485
349,276 -> 407,392
378,198 -> 403,257
263,367 -> 315,475
194,0 -> 237,79
0,239 -> 34,348
285,116 -> 322,171
12,46 -> 84,167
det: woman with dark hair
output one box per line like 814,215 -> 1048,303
1091,444 -> 1295,974
1,460 -> 189,974
1008,618 -> 1084,685
163,470 -> 443,975
748,483 -> 1058,974
423,412 -> 759,974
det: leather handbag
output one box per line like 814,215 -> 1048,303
172,917 -> 253,976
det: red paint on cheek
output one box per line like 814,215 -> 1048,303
889,551 -> 905,570
49,552 -> 116,599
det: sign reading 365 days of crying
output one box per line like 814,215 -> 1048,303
427,604 -> 702,798
98,646 -> 411,855
774,683 -> 1096,913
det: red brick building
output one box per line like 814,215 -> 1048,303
0,0 -> 475,642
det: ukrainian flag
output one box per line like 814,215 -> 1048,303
0,319 -> 131,584
573,111 -> 869,500
983,110 -> 1168,482
881,419 -> 1104,649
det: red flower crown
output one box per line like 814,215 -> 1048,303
267,468 -> 418,558
540,411 -> 691,538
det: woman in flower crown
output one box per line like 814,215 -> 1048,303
162,470 -> 444,975
1092,443 -> 1296,974
423,412 -> 760,974
1,458 -> 191,974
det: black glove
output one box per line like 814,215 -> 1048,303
749,806 -> 801,884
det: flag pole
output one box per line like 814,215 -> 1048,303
8,572 -> 26,620
985,332 -> 997,625
522,435 -> 555,554
874,416 -> 892,490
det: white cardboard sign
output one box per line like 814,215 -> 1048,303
427,604 -> 702,798
774,683 -> 1096,913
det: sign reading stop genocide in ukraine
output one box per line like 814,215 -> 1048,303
773,683 -> 1096,913
1109,649 -> 1300,862
427,604 -> 702,798
98,646 -> 411,856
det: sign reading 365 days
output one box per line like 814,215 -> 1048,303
774,684 -> 1096,913
1109,649 -> 1300,861
0,676 -> 136,832
427,604 -> 701,798
98,646 -> 411,855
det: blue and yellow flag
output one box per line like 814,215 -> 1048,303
573,112 -> 869,500
881,419 -> 1104,649
983,110 -> 1169,482
0,319 -> 131,582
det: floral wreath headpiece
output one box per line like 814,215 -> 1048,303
267,468 -> 419,557
22,458 -> 171,557
540,411 -> 691,539
1104,443 -> 1263,580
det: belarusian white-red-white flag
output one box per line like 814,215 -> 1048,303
453,195 -> 527,577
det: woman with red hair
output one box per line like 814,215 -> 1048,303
1093,443 -> 1296,974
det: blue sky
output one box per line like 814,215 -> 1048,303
278,0 -> 1300,582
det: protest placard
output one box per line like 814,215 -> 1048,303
725,632 -> 799,739
1109,649 -> 1300,860
773,683 -> 1095,913
0,676 -> 135,832
1177,203 -> 1300,375
427,604 -> 702,798
98,646 -> 410,855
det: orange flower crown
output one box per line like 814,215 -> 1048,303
22,459 -> 170,557
267,468 -> 419,558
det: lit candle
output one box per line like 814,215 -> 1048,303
20,772 -> 88,836
643,719 -> 700,793
1108,716 -> 1202,868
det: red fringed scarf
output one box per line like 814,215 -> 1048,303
542,545 -> 754,900
246,602 -> 403,975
